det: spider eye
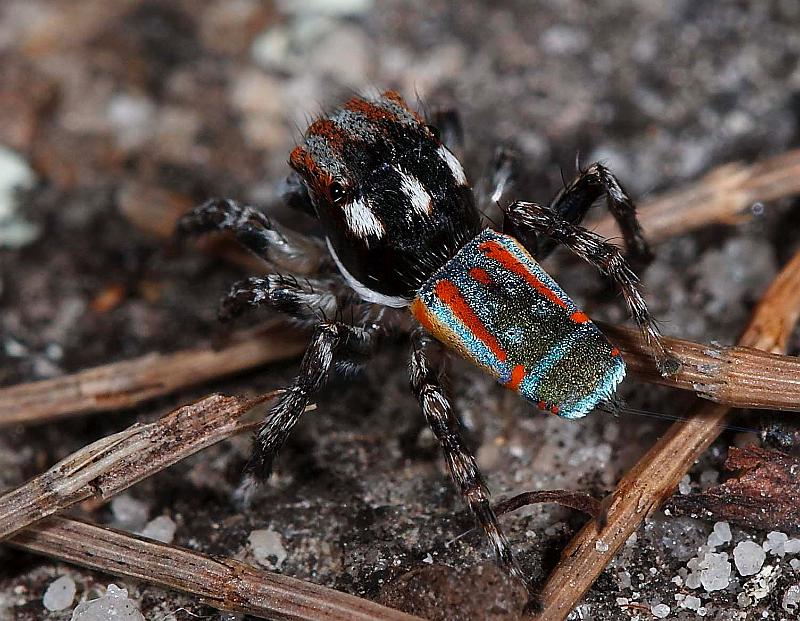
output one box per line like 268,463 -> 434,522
426,124 -> 441,140
329,181 -> 347,204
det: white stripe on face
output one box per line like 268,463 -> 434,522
397,168 -> 433,215
342,196 -> 385,239
437,145 -> 468,186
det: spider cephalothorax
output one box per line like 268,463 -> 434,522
178,90 -> 677,594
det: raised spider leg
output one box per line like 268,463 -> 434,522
428,107 -> 464,157
410,330 -> 530,592
504,201 -> 679,376
541,162 -> 653,265
236,321 -> 377,505
176,197 -> 327,275
218,274 -> 342,326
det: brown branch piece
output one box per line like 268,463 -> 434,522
8,517 -> 423,621
599,322 -> 800,412
0,392 -> 275,541
593,148 -> 800,243
0,322 -> 308,426
668,445 -> 800,532
534,248 -> 800,621
4,318 -> 800,432
495,491 -> 602,519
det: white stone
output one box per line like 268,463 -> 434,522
71,584 -> 144,621
110,495 -> 149,531
43,575 -> 76,611
784,538 -> 800,554
140,515 -> 176,544
678,475 -> 691,495
707,521 -> 732,547
734,540 -> 766,576
651,603 -> 670,618
698,552 -> 731,592
763,531 -> 789,556
0,146 -> 38,248
783,585 -> 800,613
595,539 -> 609,552
249,529 -> 288,569
681,594 -> 701,611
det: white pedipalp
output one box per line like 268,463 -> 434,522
326,238 -> 410,308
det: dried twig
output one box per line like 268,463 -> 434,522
534,248 -> 800,621
8,517 -> 422,621
0,393 -> 274,541
599,322 -> 800,411
0,322 -> 307,426
593,148 -> 800,243
495,491 -> 601,519
5,320 -> 799,432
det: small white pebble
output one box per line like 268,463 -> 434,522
139,515 -> 176,544
248,529 -> 288,569
763,531 -> 789,557
595,539 -> 609,552
734,540 -> 766,576
422,553 -> 433,564
678,475 -> 691,495
783,585 -> 800,613
651,603 -> 670,618
706,521 -> 732,547
616,597 -> 629,605
682,594 -> 701,611
784,538 -> 800,554
699,552 -> 731,592
110,495 -> 149,531
790,559 -> 800,572
71,584 -> 144,621
43,575 -> 76,611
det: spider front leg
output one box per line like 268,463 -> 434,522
218,274 -> 341,326
504,201 -> 679,376
176,198 -> 327,275
541,162 -> 652,265
410,331 -> 530,592
237,321 -> 377,504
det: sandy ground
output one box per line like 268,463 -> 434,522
2,1 -> 800,619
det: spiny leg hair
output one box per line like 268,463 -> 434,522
219,274 -> 340,326
543,162 -> 653,265
236,321 -> 376,506
410,330 -> 530,591
504,201 -> 679,376
176,197 -> 326,275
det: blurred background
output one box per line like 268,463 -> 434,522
2,1 -> 800,619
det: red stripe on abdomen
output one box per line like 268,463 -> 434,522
434,279 -> 508,362
478,240 -> 567,309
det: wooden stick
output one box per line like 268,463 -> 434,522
0,393 -> 274,541
0,323 -> 307,426
534,248 -> 800,620
598,322 -> 800,412
7,517 -> 422,621
5,319 -> 800,432
593,148 -> 800,243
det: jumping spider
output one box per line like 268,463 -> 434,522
178,90 -> 677,592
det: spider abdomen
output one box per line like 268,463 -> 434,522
411,228 -> 625,418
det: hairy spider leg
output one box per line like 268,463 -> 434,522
503,201 -> 678,376
176,197 -> 327,275
541,162 -> 652,265
410,331 -> 530,592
